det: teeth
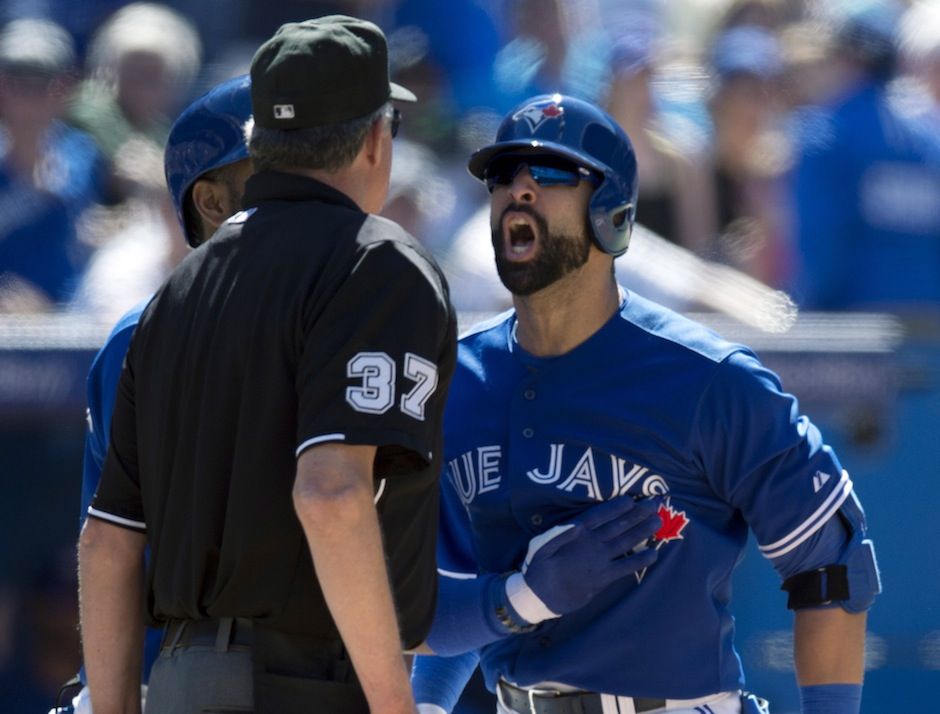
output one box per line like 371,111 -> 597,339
506,214 -> 535,257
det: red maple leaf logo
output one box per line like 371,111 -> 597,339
654,503 -> 689,543
542,104 -> 562,118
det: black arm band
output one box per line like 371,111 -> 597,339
781,564 -> 850,610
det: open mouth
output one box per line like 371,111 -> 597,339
502,213 -> 539,261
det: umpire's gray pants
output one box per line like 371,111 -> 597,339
144,644 -> 253,714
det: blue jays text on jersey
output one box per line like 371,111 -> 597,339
437,289 -> 854,699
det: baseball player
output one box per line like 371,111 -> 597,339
61,74 -> 253,714
411,94 -> 880,714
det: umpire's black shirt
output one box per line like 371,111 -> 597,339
91,171 -> 456,647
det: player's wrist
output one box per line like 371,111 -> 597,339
799,683 -> 862,714
505,572 -> 560,625
486,573 -> 541,633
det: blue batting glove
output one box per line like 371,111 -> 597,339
507,496 -> 662,622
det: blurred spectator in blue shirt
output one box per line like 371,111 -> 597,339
493,0 -> 613,107
393,0 -> 504,116
790,1 -> 940,312
0,18 -> 107,311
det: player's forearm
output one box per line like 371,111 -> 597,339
294,448 -> 416,714
412,650 -> 480,713
793,608 -> 867,685
420,573 -> 524,656
78,518 -> 145,714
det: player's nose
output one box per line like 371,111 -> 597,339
508,166 -> 538,204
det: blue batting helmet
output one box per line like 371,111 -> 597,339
468,93 -> 639,257
164,74 -> 252,247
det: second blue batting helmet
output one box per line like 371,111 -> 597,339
164,74 -> 252,247
468,94 -> 639,257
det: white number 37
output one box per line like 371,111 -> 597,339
346,352 -> 438,420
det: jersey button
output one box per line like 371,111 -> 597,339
530,514 -> 542,526
539,636 -> 552,648
523,389 -> 536,400
522,427 -> 534,438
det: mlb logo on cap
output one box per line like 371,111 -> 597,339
273,104 -> 295,119
250,16 -> 415,130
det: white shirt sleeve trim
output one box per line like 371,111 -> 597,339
295,433 -> 346,457
759,470 -> 852,560
87,506 -> 147,531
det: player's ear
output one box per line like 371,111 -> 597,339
190,178 -> 229,232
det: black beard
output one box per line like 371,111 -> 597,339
491,204 -> 592,296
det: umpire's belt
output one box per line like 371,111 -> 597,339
497,679 -> 666,714
161,617 -> 253,653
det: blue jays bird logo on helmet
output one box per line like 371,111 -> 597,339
512,99 -> 564,132
468,94 -> 639,257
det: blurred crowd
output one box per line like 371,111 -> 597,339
0,0 -> 938,709
0,0 -> 936,323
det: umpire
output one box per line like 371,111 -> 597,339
79,16 -> 456,714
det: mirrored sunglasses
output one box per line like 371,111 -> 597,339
484,154 -> 598,192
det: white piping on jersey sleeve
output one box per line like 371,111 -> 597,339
86,506 -> 147,532
759,469 -> 852,560
437,568 -> 477,580
295,433 -> 346,457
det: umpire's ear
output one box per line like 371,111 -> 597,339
361,109 -> 390,169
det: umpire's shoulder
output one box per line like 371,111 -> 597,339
357,213 -> 423,253
356,213 -> 448,291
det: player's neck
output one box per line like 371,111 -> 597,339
513,256 -> 619,358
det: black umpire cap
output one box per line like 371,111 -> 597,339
250,15 -> 416,130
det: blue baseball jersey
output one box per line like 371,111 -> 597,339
82,301 -> 149,518
436,290 -> 852,698
81,298 -> 161,681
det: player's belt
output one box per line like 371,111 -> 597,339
497,679 -> 666,714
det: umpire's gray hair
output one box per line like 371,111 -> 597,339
246,102 -> 390,173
